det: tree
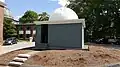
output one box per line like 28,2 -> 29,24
19,10 -> 38,23
3,17 -> 17,39
38,12 -> 49,21
68,0 -> 120,41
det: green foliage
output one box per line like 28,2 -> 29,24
3,17 -> 17,39
19,10 -> 38,23
38,12 -> 49,21
19,10 -> 49,23
68,0 -> 120,40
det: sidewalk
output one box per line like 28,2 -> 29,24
0,42 -> 35,55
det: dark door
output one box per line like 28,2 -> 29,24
41,24 -> 48,43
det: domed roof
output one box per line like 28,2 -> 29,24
4,7 -> 13,18
0,0 -> 5,3
49,7 -> 78,21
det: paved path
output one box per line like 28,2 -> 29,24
0,42 -> 35,55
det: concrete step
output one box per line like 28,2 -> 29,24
8,61 -> 23,67
13,57 -> 28,62
17,54 -> 31,58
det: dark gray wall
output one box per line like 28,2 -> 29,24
35,25 -> 49,49
35,25 -> 42,48
48,23 -> 82,49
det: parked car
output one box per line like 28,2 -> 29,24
95,38 -> 109,44
95,37 -> 120,45
95,38 -> 104,44
4,37 -> 17,45
89,38 -> 96,43
109,39 -> 120,45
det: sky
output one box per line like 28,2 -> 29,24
5,0 -> 61,20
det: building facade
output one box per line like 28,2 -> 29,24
0,0 -> 5,45
35,19 -> 85,49
15,23 -> 36,40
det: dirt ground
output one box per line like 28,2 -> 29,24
23,44 -> 120,67
0,44 -> 120,67
0,48 -> 33,66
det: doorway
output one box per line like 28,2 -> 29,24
41,24 -> 48,43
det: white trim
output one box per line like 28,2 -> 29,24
26,30 -> 31,34
82,27 -> 84,49
19,31 -> 23,34
33,30 -> 36,34
34,19 -> 85,28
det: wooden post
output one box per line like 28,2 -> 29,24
16,25 -> 20,39
30,25 -> 34,37
23,25 -> 26,40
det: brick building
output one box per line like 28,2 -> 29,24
0,0 -> 5,45
15,23 -> 36,40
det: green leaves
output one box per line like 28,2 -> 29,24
19,10 -> 38,23
68,0 -> 120,40
38,12 -> 49,21
3,17 -> 17,39
19,10 -> 49,23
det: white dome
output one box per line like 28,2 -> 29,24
4,8 -> 13,18
49,7 -> 78,21
0,0 -> 5,3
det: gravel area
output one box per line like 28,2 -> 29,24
22,45 -> 120,67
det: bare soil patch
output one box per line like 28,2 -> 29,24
0,48 -> 33,66
0,44 -> 120,67
23,45 -> 120,67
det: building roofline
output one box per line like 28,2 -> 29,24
0,1 -> 6,7
34,19 -> 86,28
15,23 -> 35,26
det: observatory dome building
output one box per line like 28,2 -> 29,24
35,0 -> 86,49
49,7 -> 78,21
